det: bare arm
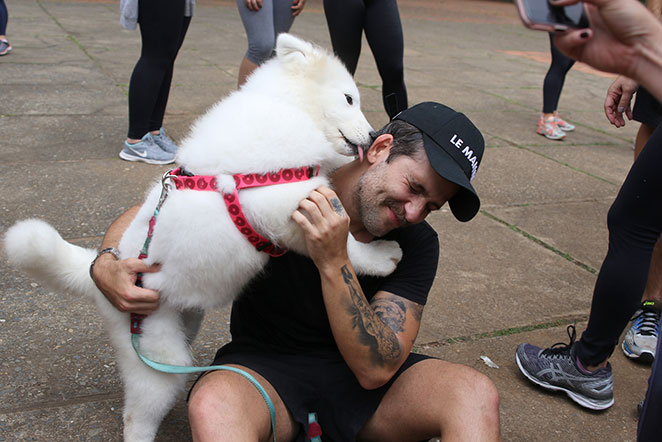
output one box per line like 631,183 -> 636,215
91,205 -> 161,315
322,266 -> 423,389
292,187 -> 422,389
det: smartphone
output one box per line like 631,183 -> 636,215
515,0 -> 589,32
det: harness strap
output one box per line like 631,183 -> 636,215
223,188 -> 286,257
166,166 -> 320,257
233,166 -> 320,190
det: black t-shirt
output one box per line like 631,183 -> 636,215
228,221 -> 440,354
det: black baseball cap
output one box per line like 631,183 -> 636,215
393,102 -> 484,222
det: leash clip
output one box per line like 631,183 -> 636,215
161,168 -> 178,191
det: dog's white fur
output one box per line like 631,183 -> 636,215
3,34 -> 402,441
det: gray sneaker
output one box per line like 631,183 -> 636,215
622,301 -> 660,363
515,325 -> 614,410
119,133 -> 175,165
152,127 -> 179,154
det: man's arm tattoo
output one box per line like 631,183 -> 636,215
370,298 -> 407,334
340,265 -> 402,367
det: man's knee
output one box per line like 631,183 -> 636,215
188,377 -> 227,424
453,365 -> 499,410
362,361 -> 501,440
188,374 -> 254,431
188,380 -> 215,440
188,370 -> 296,442
471,370 -> 500,416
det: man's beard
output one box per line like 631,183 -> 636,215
354,164 -> 407,237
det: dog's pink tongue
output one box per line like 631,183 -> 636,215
358,147 -> 364,162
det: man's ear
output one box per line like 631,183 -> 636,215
365,134 -> 393,164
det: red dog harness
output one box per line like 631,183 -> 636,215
131,164 -> 320,335
165,166 -> 319,257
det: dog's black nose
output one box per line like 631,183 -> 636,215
369,131 -> 378,142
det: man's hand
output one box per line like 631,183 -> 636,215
604,76 -> 638,127
291,186 -> 350,273
92,253 -> 160,315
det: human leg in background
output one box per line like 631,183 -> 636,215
517,125 -> 662,410
121,0 -> 190,164
638,313 -> 662,441
236,0 -> 297,87
637,223 -> 662,441
323,0 -> 364,76
603,79 -> 662,363
324,0 -> 407,119
538,33 -> 575,140
363,0 -> 407,118
634,123 -> 655,158
147,13 -> 191,155
632,86 -> 662,158
0,0 -> 11,56
575,124 -> 662,365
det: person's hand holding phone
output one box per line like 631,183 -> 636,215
551,0 -> 662,98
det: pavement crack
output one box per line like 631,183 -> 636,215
486,133 -> 624,187
416,315 -> 588,349
36,0 -> 113,84
0,391 -> 123,415
479,210 -> 598,275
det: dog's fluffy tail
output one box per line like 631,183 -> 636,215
4,219 -> 98,299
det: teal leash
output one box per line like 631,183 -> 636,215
131,334 -> 277,442
307,412 -> 322,441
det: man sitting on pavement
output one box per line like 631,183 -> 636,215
91,102 -> 502,441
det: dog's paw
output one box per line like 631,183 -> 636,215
348,238 -> 402,277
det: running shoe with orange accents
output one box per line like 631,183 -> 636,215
537,116 -> 566,140
554,116 -> 575,132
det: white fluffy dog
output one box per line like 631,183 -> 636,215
3,34 -> 402,441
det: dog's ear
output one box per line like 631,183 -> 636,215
276,33 -> 315,66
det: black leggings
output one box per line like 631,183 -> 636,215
575,125 -> 662,366
542,33 -> 574,114
323,0 -> 407,119
127,0 -> 190,139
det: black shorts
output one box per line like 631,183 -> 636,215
633,87 -> 662,128
189,342 -> 433,441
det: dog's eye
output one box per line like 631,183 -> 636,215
345,94 -> 353,105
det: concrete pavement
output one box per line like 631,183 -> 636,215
0,0 -> 651,440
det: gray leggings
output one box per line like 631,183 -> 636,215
236,0 -> 296,65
